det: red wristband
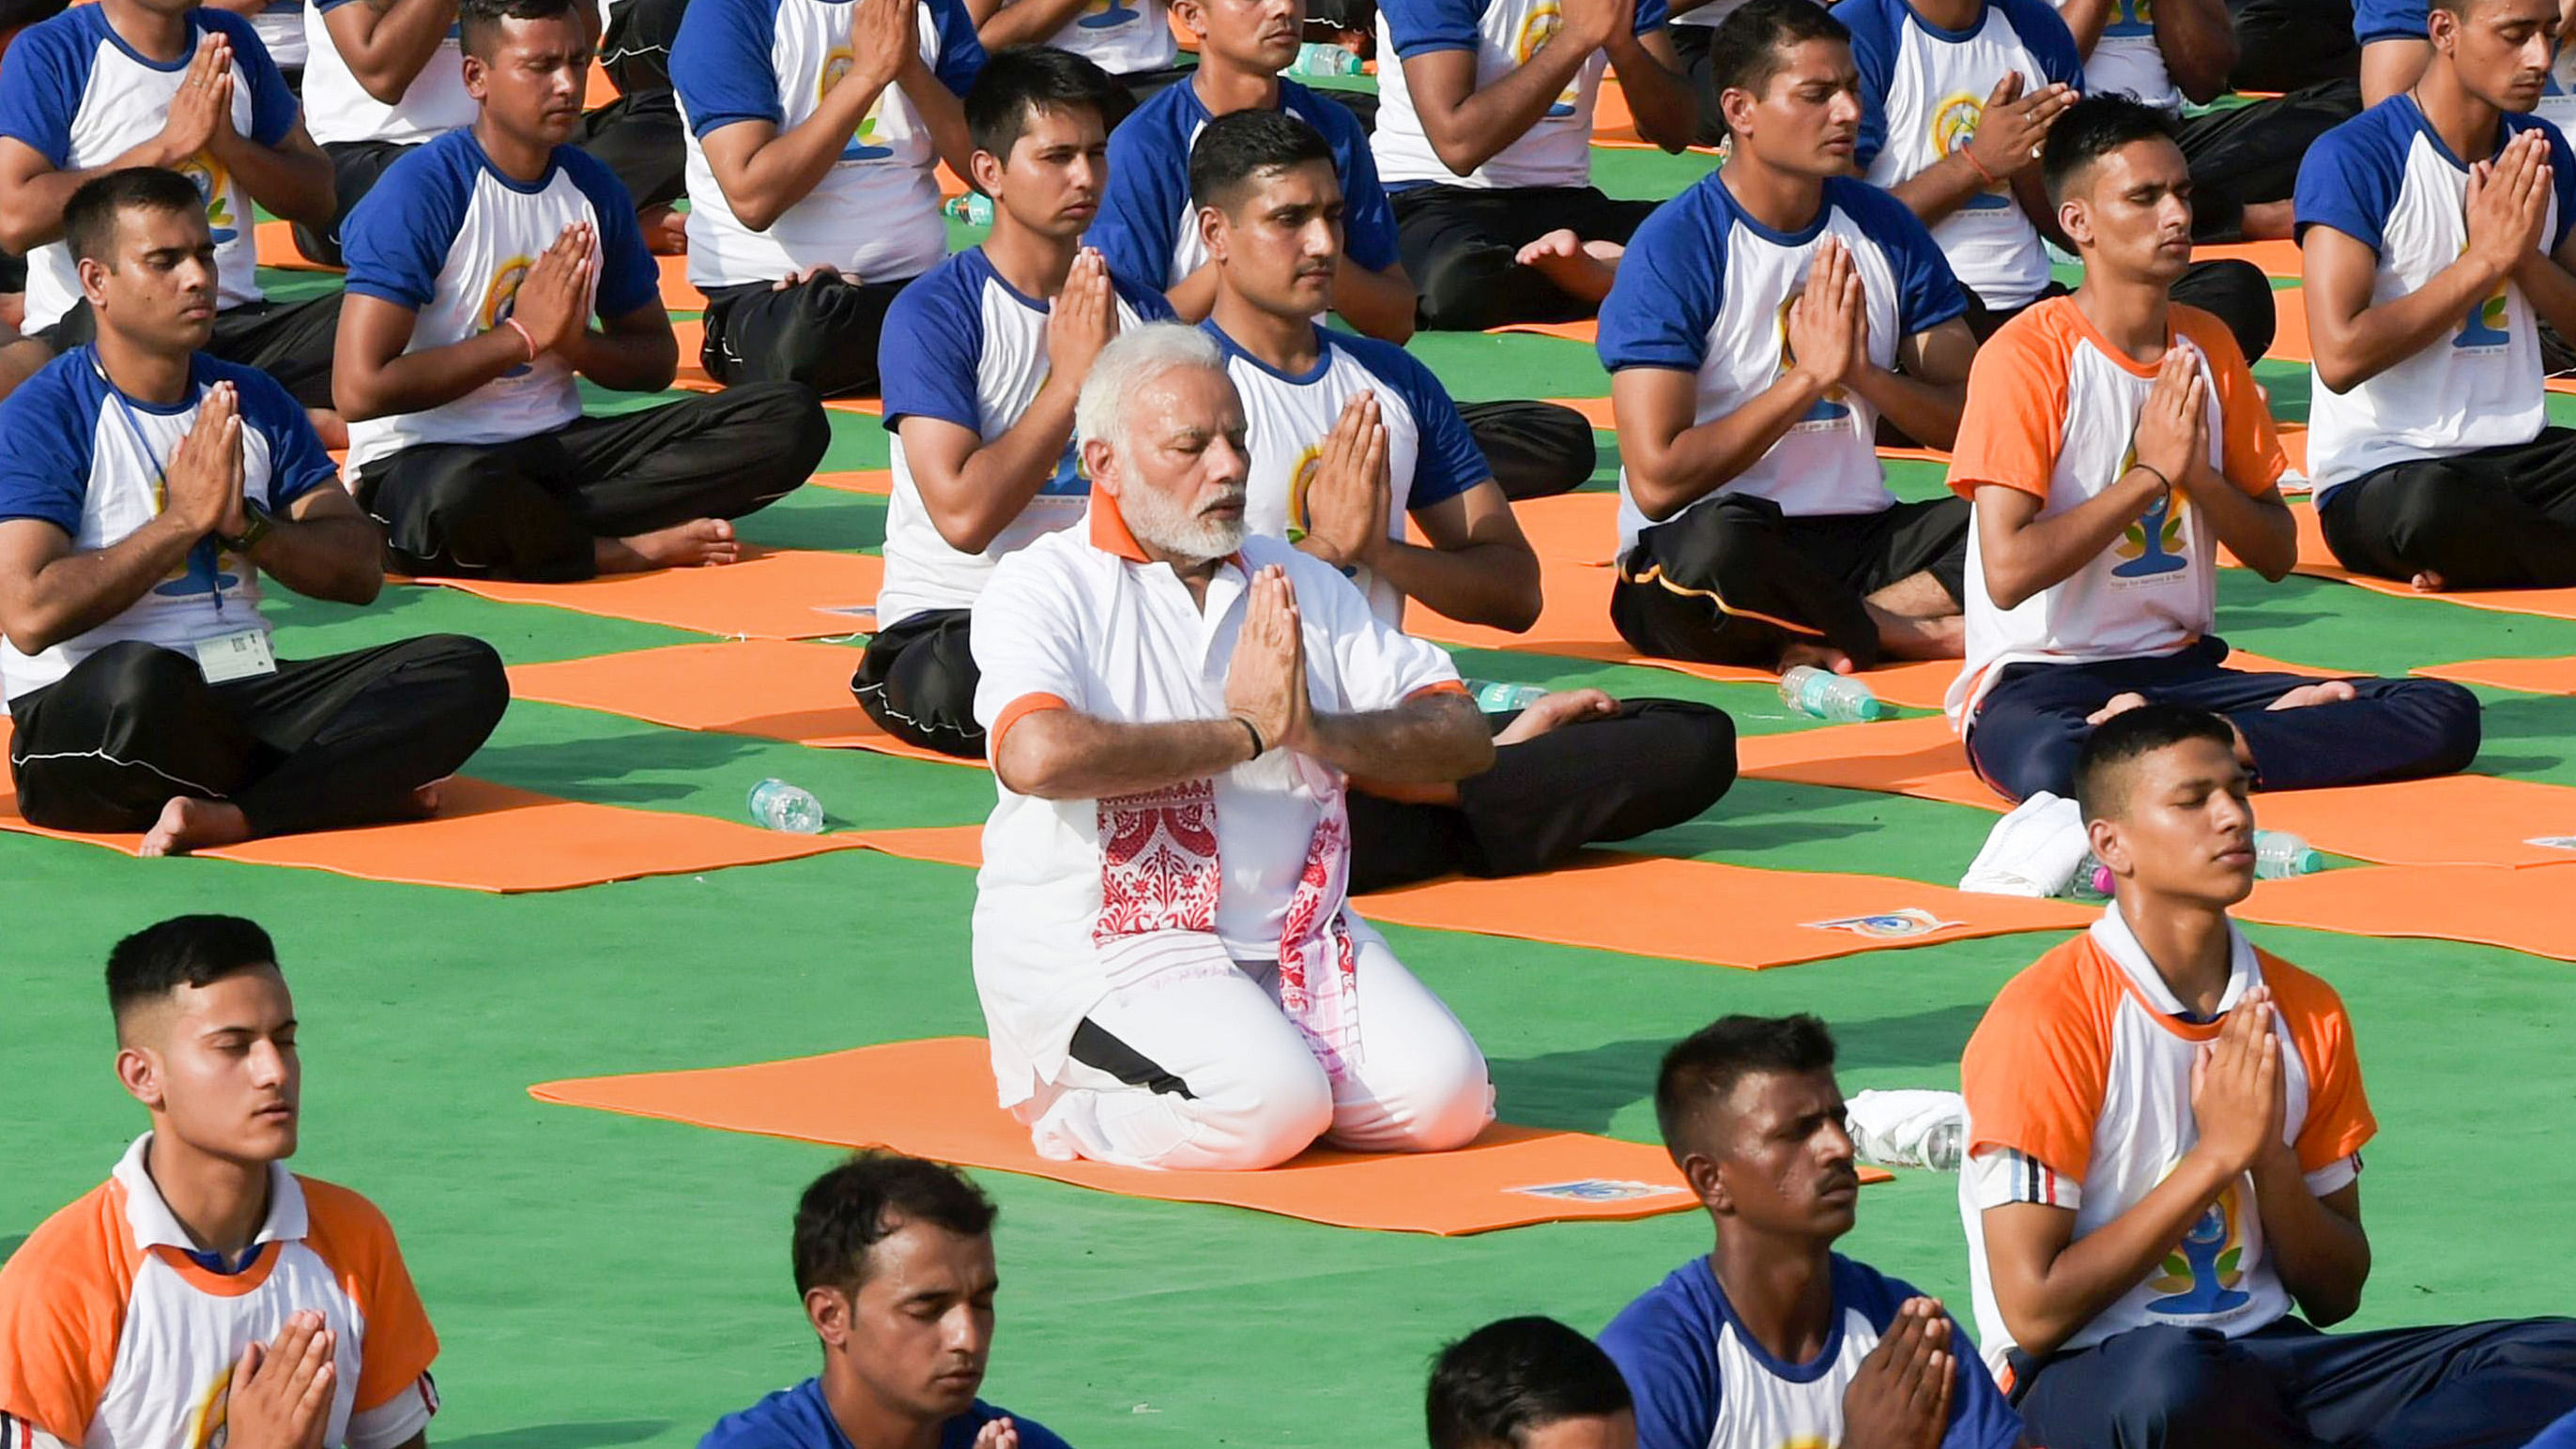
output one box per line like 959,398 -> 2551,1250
503,316 -> 538,361
1963,147 -> 2002,189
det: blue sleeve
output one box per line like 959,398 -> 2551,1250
878,266 -> 986,433
2535,115 -> 2576,251
1835,0 -> 1896,169
1596,190 -> 1723,372
1634,0 -> 1669,33
1300,86 -> 1402,272
231,365 -> 338,508
2352,0 -> 2425,44
927,0 -> 986,96
1855,185 -> 1967,332
1112,273 -> 1178,322
0,364 -> 94,537
1996,0 -> 2084,88
1086,110 -> 1187,287
2523,1409 -> 2576,1449
2294,114 -> 2402,255
671,0 -> 786,136
338,143 -> 472,309
200,10 -> 299,145
1356,337 -> 1489,506
1379,0 -> 1481,59
1599,1297 -> 1722,1449
0,20 -> 87,169
562,148 -> 658,319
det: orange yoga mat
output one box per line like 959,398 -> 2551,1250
851,827 -> 2097,969
531,1036 -> 1861,1234
658,253 -> 697,313
2266,285 -> 2313,363
506,641 -> 977,767
0,747 -> 859,891
1494,318 -> 1602,343
811,469 -> 894,496
253,221 -> 336,274
2238,862 -> 2576,961
418,546 -> 884,639
2284,500 -> 2576,620
2415,655 -> 2576,695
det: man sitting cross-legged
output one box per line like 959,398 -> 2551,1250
700,1152 -> 1075,1449
970,321 -> 1496,1172
1949,95 -> 2478,803
1602,0 -> 1979,676
671,0 -> 983,397
0,915 -> 443,1449
0,170 -> 506,856
1083,0 -> 1601,499
335,0 -> 828,582
857,45 -> 1174,757
1427,1318 -> 1638,1449
1960,704 -> 2576,1449
1601,1014 -> 2028,1449
2299,0 -> 2576,589
1191,109 -> 1739,892
0,0 -> 344,424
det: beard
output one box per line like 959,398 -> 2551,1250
1117,478 -> 1248,564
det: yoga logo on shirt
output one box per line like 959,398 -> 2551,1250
1283,441 -> 1323,541
149,457 -> 245,598
1513,2 -> 1584,119
2102,0 -> 2153,38
1775,293 -> 1852,429
2110,441 -> 2191,581
2146,1176 -> 2256,1321
1078,0 -> 1142,30
181,1355 -> 234,1449
820,49 -> 897,160
477,256 -> 539,378
1041,436 -> 1090,496
176,154 -> 239,245
1931,94 -> 2012,211
2459,260 -> 2513,349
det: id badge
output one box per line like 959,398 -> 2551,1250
193,629 -> 279,683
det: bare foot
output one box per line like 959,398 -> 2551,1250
2085,691 -> 2150,726
1492,688 -> 1617,746
597,519 -> 740,572
139,797 -> 252,857
640,204 -> 689,256
1873,611 -> 1965,662
1780,642 -> 1855,675
2240,200 -> 2296,242
406,781 -> 444,818
1513,230 -> 1622,303
305,407 -> 349,452
2265,679 -> 2358,711
0,292 -> 23,331
2412,570 -> 2447,592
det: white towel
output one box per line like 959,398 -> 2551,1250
1847,1089 -> 1966,1171
1959,790 -> 2090,897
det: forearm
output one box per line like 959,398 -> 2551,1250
937,384 -> 1078,552
2183,473 -> 2294,577
210,136 -> 335,231
1299,692 -> 1491,783
333,0 -> 459,101
1890,152 -> 1989,228
5,517 -> 204,655
337,327 -> 529,419
2250,1157 -> 2370,1324
244,516 -> 384,604
1162,264 -> 1222,323
1982,469 -> 2163,607
898,65 -> 975,182
2059,0 -> 2112,55
1003,712 -> 1256,799
2513,252 -> 2576,344
562,328 -> 680,393
1604,31 -> 1692,151
714,85 -> 886,231
1847,363 -> 1964,450
1427,50 -> 1592,175
2155,0 -> 2240,101
1625,373 -> 1826,519
1330,261 -> 1418,343
2000,1154 -> 2239,1358
2,144 -> 198,250
1357,538 -> 1541,632
975,0 -> 1087,47
2311,258 -> 2494,391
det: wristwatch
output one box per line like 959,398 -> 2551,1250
220,501 -> 274,554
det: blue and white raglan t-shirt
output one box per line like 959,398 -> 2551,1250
999,0 -> 1175,75
871,248 -> 1173,629
2349,0 -> 2576,130
1837,0 -> 2083,310
1204,318 -> 1490,626
2294,96 -> 2576,497
2063,0 -> 2174,111
699,1378 -> 1074,1449
1372,0 -> 1670,191
338,129 -> 659,474
0,6 -> 299,332
1597,171 -> 1965,558
300,0 -> 470,145
1086,76 -> 1401,292
253,0 -> 308,69
0,349 -> 337,700
1601,1254 -> 2024,1449
672,0 -> 983,289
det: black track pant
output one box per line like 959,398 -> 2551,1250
1967,267 -> 2277,365
852,608 -> 983,757
2319,426 -> 2576,588
1610,495 -> 1970,670
1668,23 -> 1729,148
589,0 -> 686,206
1459,398 -> 1598,500
699,273 -> 917,398
38,294 -> 345,411
2227,0 -> 2360,91
1392,183 -> 1660,331
1346,698 -> 1739,892
2178,82 -> 2361,242
7,635 -> 509,837
352,383 -> 827,580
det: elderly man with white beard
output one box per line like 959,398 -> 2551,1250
966,320 -> 1500,1173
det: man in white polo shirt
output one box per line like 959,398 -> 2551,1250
671,0 -> 983,397
971,320 -> 1497,1172
1193,108 -> 1740,892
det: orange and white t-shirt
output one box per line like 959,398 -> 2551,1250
1955,908 -> 2376,1380
0,1136 -> 440,1449
1943,297 -> 2288,728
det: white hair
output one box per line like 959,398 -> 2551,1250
1074,321 -> 1230,458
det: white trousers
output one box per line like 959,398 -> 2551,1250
1022,938 -> 1494,1171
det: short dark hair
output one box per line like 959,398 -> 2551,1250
2042,92 -> 2182,203
460,0 -> 581,60
107,916 -> 280,1029
1706,0 -> 1850,112
1653,1014 -> 1836,1160
1188,108 -> 1334,214
64,168 -> 205,267
791,1151 -> 1000,1294
2071,703 -> 2239,823
967,46 -> 1119,160
1427,1318 -> 1633,1449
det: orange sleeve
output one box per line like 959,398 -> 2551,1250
1406,680 -> 1469,701
988,692 -> 1070,757
1946,307 -> 2075,502
2174,306 -> 2288,496
2261,955 -> 2379,1174
1959,938 -> 2119,1182
300,1182 -> 439,1413
0,1185 -> 134,1446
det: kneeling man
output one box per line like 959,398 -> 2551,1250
970,321 -> 1496,1172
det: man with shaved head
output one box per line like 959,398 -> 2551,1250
0,915 -> 442,1449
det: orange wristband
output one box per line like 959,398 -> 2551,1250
1963,146 -> 2002,189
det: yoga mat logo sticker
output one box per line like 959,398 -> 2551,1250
2525,836 -> 2576,850
1510,1179 -> 1691,1202
1801,908 -> 1965,940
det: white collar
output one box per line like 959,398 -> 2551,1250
2089,902 -> 2260,1020
113,1133 -> 308,1254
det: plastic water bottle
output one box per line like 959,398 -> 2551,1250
1288,40 -> 1364,76
1465,679 -> 1551,713
2061,852 -> 2113,900
747,778 -> 824,834
1922,1118 -> 1963,1172
943,192 -> 994,226
1778,664 -> 1885,723
2254,830 -> 2320,878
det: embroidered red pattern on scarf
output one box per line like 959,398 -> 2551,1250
1278,809 -> 1361,1073
1093,779 -> 1222,943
